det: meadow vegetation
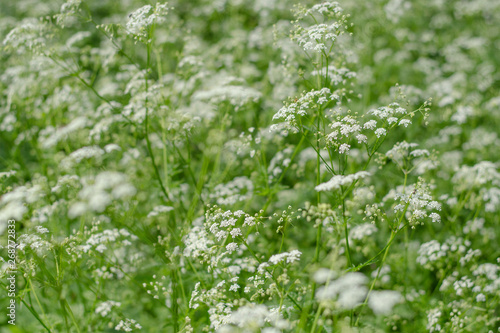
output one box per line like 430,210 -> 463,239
0,0 -> 499,332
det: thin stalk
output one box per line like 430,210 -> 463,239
355,193 -> 412,325
20,299 -> 52,333
28,278 -> 51,330
354,230 -> 396,326
143,39 -> 172,205
342,191 -> 352,267
314,113 -> 322,263
171,270 -> 180,332
63,300 -> 82,333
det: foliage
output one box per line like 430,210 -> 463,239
0,0 -> 499,332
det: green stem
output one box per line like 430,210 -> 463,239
63,300 -> 82,333
28,278 -> 51,330
143,41 -> 172,204
171,270 -> 180,332
355,230 -> 396,326
21,299 -> 52,333
342,189 -> 352,268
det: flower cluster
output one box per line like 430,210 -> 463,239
379,180 -> 441,227
126,3 -> 170,40
0,183 -> 43,233
192,76 -> 262,110
3,19 -> 50,54
315,271 -> 368,308
219,304 -> 290,332
417,237 -> 480,270
385,141 -> 430,170
81,227 -> 138,254
115,318 -> 142,332
315,171 -> 370,192
68,171 -> 136,218
209,177 -> 254,206
292,2 -> 348,54
272,88 -> 340,129
1,0 -> 499,332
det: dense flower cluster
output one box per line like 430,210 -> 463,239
292,2 -> 348,54
126,3 -> 170,40
0,0 -> 498,332
272,88 -> 340,128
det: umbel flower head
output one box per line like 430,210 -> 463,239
291,2 -> 349,54
272,88 -> 340,129
3,19 -> 52,55
315,171 -> 371,192
126,2 -> 170,41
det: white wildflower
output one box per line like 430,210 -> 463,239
226,242 -> 238,253
315,171 -> 371,192
95,300 -> 121,317
316,272 -> 368,309
375,128 -> 387,138
147,205 -> 174,218
368,290 -> 403,315
268,250 -> 302,265
339,143 -> 350,154
126,3 -> 169,39
363,120 -> 377,130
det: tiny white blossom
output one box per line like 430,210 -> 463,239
356,134 -> 368,143
230,228 -> 242,238
363,120 -> 377,130
368,290 -> 403,315
399,119 -> 411,127
339,143 -> 350,154
226,242 -> 238,253
229,284 -> 240,292
315,171 -> 371,192
375,128 -> 387,138
126,3 -> 169,39
429,212 -> 441,223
